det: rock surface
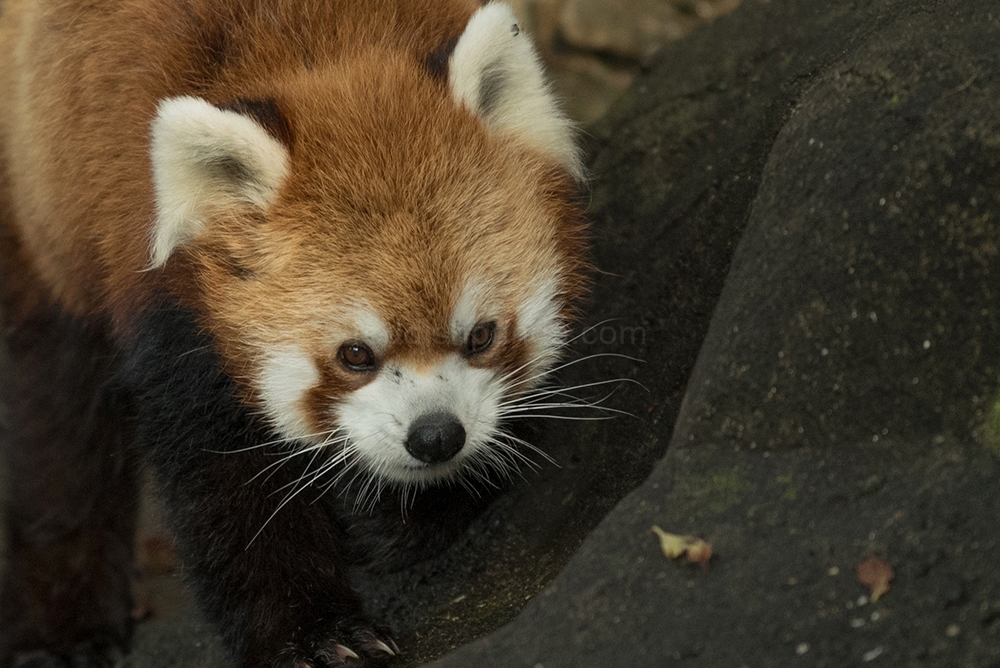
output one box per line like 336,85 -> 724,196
423,0 -> 1000,666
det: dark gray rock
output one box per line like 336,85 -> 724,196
427,440 -> 1000,667
423,0 -> 1000,666
676,11 -> 1000,452
126,619 -> 229,668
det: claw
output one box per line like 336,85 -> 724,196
334,644 -> 360,662
388,638 -> 400,655
368,639 -> 395,657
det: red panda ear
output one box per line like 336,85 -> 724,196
148,96 -> 291,268
448,3 -> 584,182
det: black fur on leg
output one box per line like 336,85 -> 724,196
333,480 -> 496,574
0,303 -> 138,668
118,299 -> 397,667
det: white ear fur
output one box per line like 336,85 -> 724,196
149,96 -> 290,268
449,3 -> 584,181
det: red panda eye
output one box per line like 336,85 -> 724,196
339,342 -> 377,371
464,322 -> 496,356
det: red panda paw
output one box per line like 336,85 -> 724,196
280,619 -> 398,668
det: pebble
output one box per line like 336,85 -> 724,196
862,646 -> 885,662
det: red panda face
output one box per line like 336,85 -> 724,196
149,4 -> 588,487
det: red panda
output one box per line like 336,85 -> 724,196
0,0 -> 588,666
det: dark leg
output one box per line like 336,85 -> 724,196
124,302 -> 395,668
0,299 -> 138,668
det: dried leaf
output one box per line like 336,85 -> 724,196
685,538 -> 713,564
856,556 -> 894,602
651,525 -> 713,566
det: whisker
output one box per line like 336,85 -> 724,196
494,319 -> 624,386
500,376 -> 647,407
498,351 -> 642,391
466,454 -> 506,490
244,433 -> 352,486
507,413 -> 618,421
493,430 -> 559,467
501,402 -> 637,418
204,426 -> 345,455
266,443 -> 327,497
246,447 -> 327,548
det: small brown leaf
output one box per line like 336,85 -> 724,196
651,525 -> 713,567
856,556 -> 894,602
685,539 -> 713,565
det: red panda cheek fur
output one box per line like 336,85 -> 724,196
0,0 -> 590,666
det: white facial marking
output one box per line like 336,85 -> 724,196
449,278 -> 497,345
258,346 -> 320,442
449,3 -> 584,181
335,355 -> 504,485
149,96 -> 290,267
518,276 -> 566,373
343,304 -> 391,355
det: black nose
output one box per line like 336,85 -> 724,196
405,412 -> 466,464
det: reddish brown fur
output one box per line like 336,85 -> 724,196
0,0 -> 588,428
0,0 -> 477,318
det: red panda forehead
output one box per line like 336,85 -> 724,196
273,53 -> 569,210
